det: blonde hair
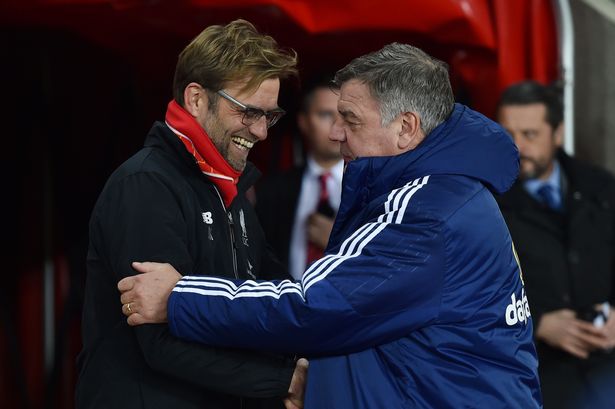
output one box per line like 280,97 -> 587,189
173,19 -> 298,105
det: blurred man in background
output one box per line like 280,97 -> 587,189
256,76 -> 343,280
497,80 -> 615,409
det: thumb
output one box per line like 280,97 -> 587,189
297,358 -> 309,369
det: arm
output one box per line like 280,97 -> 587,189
136,324 -> 294,397
167,211 -> 445,356
100,172 -> 294,397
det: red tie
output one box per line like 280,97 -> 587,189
306,172 -> 332,266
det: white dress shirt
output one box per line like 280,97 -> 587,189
289,156 -> 344,280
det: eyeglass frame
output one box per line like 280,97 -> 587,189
217,89 -> 286,129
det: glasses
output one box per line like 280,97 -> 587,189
217,90 -> 286,128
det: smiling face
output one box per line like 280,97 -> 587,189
194,77 -> 281,172
330,79 -> 408,163
497,103 -> 562,181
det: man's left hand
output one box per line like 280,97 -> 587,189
118,262 -> 182,326
306,213 -> 334,250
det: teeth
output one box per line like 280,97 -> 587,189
232,136 -> 254,150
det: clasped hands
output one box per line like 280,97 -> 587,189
537,307 -> 615,359
118,261 -> 308,409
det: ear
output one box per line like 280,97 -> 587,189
553,122 -> 564,147
183,82 -> 209,118
397,111 -> 425,151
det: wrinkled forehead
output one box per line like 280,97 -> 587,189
225,77 -> 281,109
338,79 -> 380,115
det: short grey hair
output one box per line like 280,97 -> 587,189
333,43 -> 454,135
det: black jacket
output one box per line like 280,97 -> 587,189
76,122 -> 294,409
254,167 -> 304,269
496,150 -> 615,407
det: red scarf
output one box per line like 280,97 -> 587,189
165,100 -> 241,208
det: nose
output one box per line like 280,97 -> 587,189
248,116 -> 268,141
511,133 -> 526,155
329,117 -> 345,142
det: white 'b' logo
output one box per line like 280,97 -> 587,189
202,212 -> 213,225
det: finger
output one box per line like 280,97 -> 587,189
297,358 -> 309,369
122,302 -> 138,317
570,323 -> 608,348
131,261 -> 148,273
283,399 -> 301,409
117,276 -> 135,292
563,341 -> 590,359
283,399 -> 299,409
127,313 -> 147,326
306,215 -> 316,227
575,319 -> 607,336
120,290 -> 134,305
560,309 -> 577,318
576,331 -> 609,350
131,261 -> 162,273
310,213 -> 326,222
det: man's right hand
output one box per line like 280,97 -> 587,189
306,213 -> 334,250
536,309 -> 610,358
118,262 -> 182,325
284,358 -> 309,409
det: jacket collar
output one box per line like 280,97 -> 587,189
144,121 -> 260,196
340,103 -> 519,210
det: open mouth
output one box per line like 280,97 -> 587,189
231,136 -> 255,150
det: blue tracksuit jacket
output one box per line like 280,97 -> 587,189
168,104 -> 543,408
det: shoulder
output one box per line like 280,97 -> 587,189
560,155 -> 615,210
108,144 -> 192,189
565,156 -> 615,190
94,148 -> 195,218
401,174 -> 490,223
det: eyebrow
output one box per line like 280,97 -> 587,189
219,90 -> 280,112
339,109 -> 359,120
246,103 -> 281,111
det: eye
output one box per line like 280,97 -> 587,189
522,130 -> 538,140
316,111 -> 334,121
265,111 -> 284,127
243,108 -> 264,122
345,119 -> 360,128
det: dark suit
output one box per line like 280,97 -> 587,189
254,167 -> 304,270
497,150 -> 615,409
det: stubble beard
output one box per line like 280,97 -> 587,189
204,115 -> 246,173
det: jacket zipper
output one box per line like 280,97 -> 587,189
212,188 -> 239,277
227,211 -> 239,279
213,188 -> 242,408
